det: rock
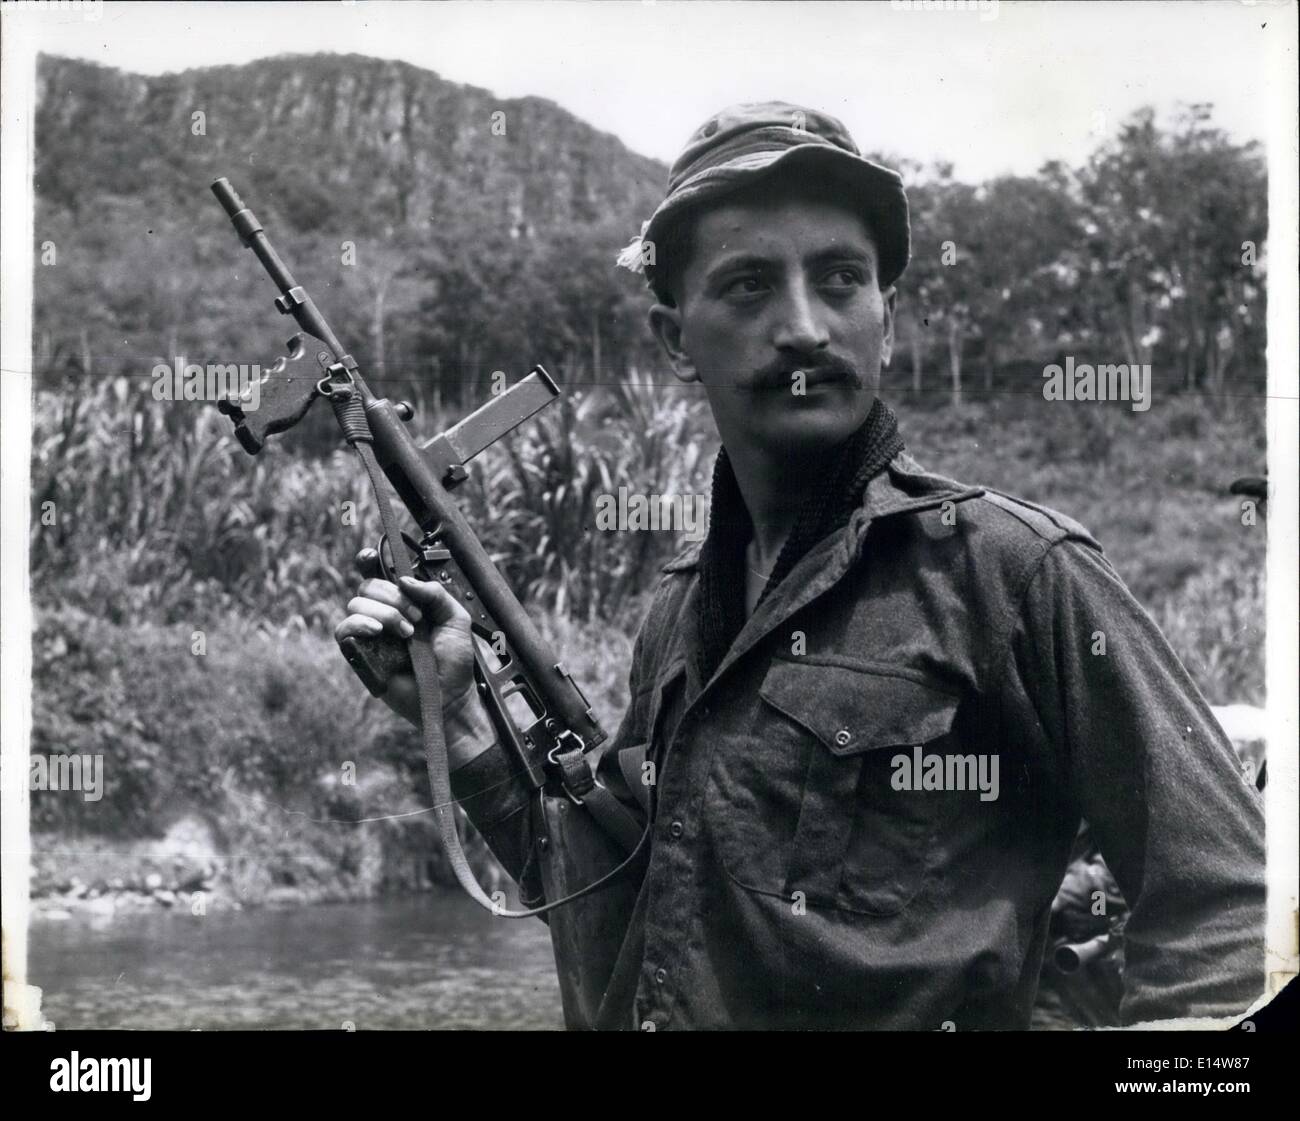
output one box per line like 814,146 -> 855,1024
144,872 -> 164,891
153,890 -> 177,907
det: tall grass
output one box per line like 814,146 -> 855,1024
462,371 -> 715,621
32,357 -> 715,632
32,355 -> 1266,715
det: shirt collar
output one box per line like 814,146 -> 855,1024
661,450 -> 985,575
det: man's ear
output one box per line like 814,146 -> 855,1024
648,303 -> 699,384
880,286 -> 897,369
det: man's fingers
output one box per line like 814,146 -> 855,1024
355,547 -> 384,581
344,597 -> 416,638
357,578 -> 423,624
334,613 -> 385,643
397,576 -> 471,627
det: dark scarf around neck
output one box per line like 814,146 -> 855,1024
695,398 -> 904,684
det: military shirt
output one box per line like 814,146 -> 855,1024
451,452 -> 1266,1030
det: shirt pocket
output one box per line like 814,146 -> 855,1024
713,658 -> 961,917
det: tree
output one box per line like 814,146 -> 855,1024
1075,104 -> 1266,396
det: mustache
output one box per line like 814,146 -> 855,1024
749,353 -> 863,392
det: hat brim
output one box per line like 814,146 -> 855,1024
642,144 -> 910,290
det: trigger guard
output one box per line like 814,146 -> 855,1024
375,533 -> 426,583
375,533 -> 399,583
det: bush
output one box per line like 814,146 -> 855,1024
29,604 -> 487,902
31,604 -> 369,835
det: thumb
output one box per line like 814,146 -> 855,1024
398,575 -> 469,627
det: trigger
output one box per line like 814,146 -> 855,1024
375,532 -> 427,582
400,531 -> 432,579
374,534 -> 398,583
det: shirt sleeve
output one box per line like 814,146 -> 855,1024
997,537 -> 1266,1024
448,731 -> 545,908
449,610 -> 657,913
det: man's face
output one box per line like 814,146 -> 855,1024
649,188 -> 894,457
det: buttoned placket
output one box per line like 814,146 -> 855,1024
633,528 -> 860,1027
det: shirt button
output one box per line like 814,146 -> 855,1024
655,968 -> 668,984
669,820 -> 684,838
835,728 -> 852,746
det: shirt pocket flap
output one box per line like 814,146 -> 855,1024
759,659 -> 959,756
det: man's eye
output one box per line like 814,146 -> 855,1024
723,276 -> 767,297
821,268 -> 864,289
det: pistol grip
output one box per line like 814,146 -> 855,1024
340,632 -> 413,698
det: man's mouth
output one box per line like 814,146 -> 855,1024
799,367 -> 851,387
750,357 -> 862,392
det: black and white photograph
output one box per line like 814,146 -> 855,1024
1,0 -> 1296,1076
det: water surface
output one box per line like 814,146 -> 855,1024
29,893 -> 564,1030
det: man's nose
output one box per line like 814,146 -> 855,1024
771,279 -> 830,354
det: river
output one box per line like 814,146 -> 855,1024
28,893 -> 564,1030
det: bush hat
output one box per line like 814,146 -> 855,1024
618,101 -> 911,290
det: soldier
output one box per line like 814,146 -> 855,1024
335,103 -> 1265,1030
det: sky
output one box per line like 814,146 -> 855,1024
3,0 -> 1291,181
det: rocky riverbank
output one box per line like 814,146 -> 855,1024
32,815 -> 238,920
28,808 -> 498,922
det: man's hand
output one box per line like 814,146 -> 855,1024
334,549 -> 495,766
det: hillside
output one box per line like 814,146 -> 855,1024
36,52 -> 665,232
33,52 -> 668,400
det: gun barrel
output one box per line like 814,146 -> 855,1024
1053,932 -> 1113,974
211,176 -> 245,219
210,179 -> 353,369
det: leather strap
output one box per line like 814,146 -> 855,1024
554,748 -> 645,854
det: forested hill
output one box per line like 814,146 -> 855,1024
34,52 -> 670,397
36,52 -> 665,234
